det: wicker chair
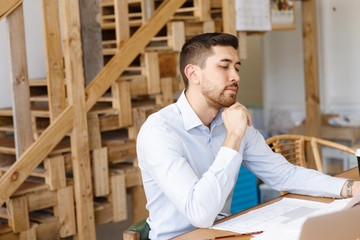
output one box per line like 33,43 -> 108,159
265,134 -> 356,173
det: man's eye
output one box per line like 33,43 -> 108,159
220,66 -> 228,69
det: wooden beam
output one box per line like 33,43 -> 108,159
222,0 -> 236,35
59,0 -> 96,238
79,0 -> 104,85
41,0 -> 67,122
0,0 -> 186,207
109,171 -> 127,222
7,3 -> 33,158
114,0 -> 130,48
92,147 -> 109,197
112,81 -> 133,127
302,0 -> 321,169
57,186 -> 76,238
0,0 -> 22,21
8,196 -> 29,233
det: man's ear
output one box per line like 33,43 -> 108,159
184,64 -> 201,85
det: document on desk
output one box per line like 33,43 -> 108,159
212,197 -> 352,240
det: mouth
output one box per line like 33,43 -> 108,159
225,87 -> 238,94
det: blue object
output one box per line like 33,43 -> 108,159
230,166 -> 259,214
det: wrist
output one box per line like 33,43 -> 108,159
341,180 -> 354,198
223,133 -> 243,152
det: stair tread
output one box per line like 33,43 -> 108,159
0,137 -> 71,155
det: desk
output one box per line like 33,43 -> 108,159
172,167 -> 360,240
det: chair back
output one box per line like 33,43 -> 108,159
266,134 -> 356,173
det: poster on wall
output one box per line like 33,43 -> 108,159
270,0 -> 296,30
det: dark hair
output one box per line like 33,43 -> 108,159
179,33 -> 238,89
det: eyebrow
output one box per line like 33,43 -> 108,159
220,59 -> 241,65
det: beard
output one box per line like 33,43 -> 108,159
201,82 -> 238,109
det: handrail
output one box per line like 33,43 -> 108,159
0,0 -> 187,206
0,0 -> 23,21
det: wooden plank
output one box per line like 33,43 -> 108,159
112,81 -> 133,127
33,215 -> 60,240
19,224 -> 37,240
109,171 -> 127,222
44,155 -> 66,191
26,188 -> 57,212
128,185 -> 148,223
104,139 -> 137,164
92,147 -> 109,197
8,196 -> 29,233
41,0 -> 67,122
111,164 -> 142,188
0,0 -> 186,207
221,0 -> 236,35
57,186 -> 76,237
237,31 -> 247,60
59,0 -> 96,239
160,77 -> 174,107
184,20 -> 215,39
0,0 -> 22,21
128,107 -> 147,140
302,0 -> 321,169
94,201 -> 113,225
87,113 -> 102,150
158,53 -> 177,78
194,0 -> 211,21
143,51 -> 161,94
114,0 -> 130,48
7,3 -> 33,158
167,21 -> 185,52
130,77 -> 148,96
79,0 -> 104,85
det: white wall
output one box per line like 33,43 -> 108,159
263,0 -> 360,131
318,0 -> 360,114
0,0 -> 46,108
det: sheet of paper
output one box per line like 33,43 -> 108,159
212,197 -> 353,240
235,0 -> 271,31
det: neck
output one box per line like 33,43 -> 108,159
185,88 -> 219,128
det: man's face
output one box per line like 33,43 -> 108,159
200,45 -> 241,108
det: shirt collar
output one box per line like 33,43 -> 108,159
176,90 -> 224,131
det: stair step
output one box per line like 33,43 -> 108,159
30,95 -> 48,102
0,137 -> 71,156
0,108 -> 12,117
0,165 -> 45,178
29,78 -> 47,86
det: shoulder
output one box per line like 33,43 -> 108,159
138,103 -> 182,138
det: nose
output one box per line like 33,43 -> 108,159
230,68 -> 240,83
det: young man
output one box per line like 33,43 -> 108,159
136,33 -> 360,239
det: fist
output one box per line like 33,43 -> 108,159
222,102 -> 252,151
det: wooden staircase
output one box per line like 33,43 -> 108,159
0,0 -> 237,239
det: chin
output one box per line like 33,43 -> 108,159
221,98 -> 236,108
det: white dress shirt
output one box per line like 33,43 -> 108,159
136,91 -> 346,239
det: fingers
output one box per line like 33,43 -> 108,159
224,102 -> 252,126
